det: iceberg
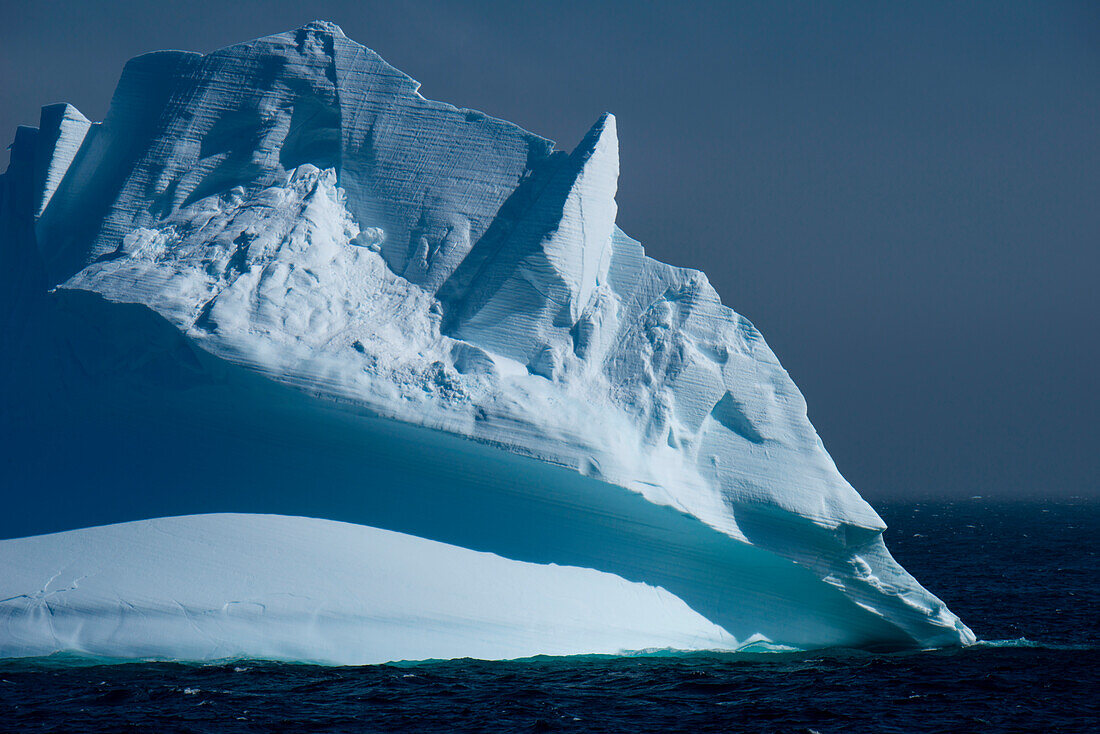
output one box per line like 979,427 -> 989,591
0,21 -> 974,663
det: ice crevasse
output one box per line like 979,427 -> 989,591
0,21 -> 975,664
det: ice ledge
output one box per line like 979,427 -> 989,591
0,514 -> 741,665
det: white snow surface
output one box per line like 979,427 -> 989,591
0,20 -> 975,658
0,514 -> 741,664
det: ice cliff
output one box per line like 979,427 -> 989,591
0,21 -> 974,663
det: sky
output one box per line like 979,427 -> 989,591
2,1 -> 1097,501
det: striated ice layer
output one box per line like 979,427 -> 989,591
0,21 -> 974,661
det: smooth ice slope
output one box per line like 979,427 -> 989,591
0,515 -> 740,664
0,21 -> 975,659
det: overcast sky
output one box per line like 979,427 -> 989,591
3,1 -> 1097,500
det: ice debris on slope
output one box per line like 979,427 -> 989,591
1,20 -> 974,653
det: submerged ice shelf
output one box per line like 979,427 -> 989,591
0,515 -> 743,665
0,21 -> 974,663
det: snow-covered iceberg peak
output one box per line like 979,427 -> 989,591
440,111 -> 619,363
0,21 -> 975,662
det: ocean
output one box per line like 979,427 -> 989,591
1,500 -> 1095,732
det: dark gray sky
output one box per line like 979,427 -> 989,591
3,1 -> 1097,500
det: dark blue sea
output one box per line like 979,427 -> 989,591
2,500 -> 1096,732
